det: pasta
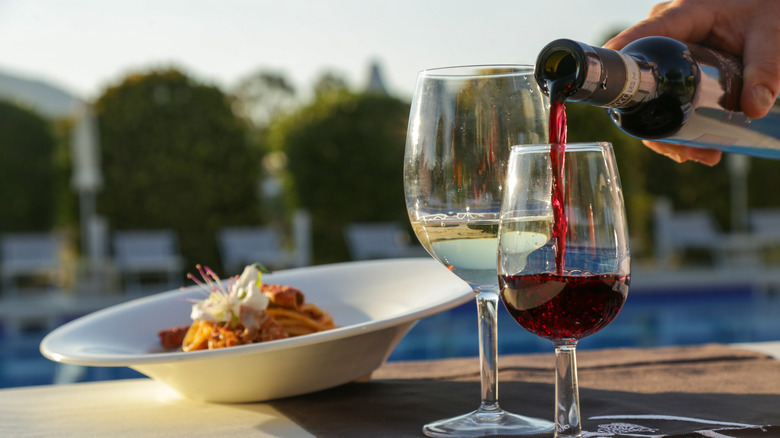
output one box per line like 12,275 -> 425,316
267,306 -> 334,336
158,264 -> 337,352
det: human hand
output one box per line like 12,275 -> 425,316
643,141 -> 722,166
604,0 -> 780,165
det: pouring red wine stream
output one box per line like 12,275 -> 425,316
549,80 -> 569,274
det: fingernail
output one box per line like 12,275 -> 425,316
664,152 -> 685,163
753,85 -> 774,110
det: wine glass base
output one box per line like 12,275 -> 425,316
423,407 -> 554,437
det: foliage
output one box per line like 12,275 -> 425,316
95,69 -> 262,271
50,117 -> 79,237
313,72 -> 349,98
0,101 -> 59,232
748,156 -> 780,209
269,90 -> 410,263
231,71 -> 297,130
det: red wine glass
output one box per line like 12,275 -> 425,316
498,142 -> 630,438
404,65 -> 553,437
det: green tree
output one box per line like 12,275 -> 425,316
0,101 -> 59,232
95,69 -> 262,271
230,70 -> 299,226
231,71 -> 297,131
313,72 -> 349,98
269,90 -> 410,263
748,157 -> 780,209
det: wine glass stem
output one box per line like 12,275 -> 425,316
476,289 -> 500,413
553,340 -> 581,438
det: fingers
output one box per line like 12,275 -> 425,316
739,4 -> 780,118
643,140 -> 723,166
604,0 -> 716,50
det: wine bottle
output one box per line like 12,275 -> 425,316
534,36 -> 780,159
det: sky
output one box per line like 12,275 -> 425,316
0,0 -> 662,102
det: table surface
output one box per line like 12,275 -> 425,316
2,342 -> 779,438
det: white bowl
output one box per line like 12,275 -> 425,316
41,258 -> 472,402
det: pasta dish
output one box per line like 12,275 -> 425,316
159,264 -> 336,351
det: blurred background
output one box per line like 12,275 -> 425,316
1,0 -> 778,388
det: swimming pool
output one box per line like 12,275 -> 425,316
389,284 -> 780,361
1,280 -> 778,388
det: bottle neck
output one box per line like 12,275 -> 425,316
534,39 -> 654,108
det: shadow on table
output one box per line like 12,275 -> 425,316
270,379 -> 780,438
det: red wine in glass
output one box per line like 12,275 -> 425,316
501,271 -> 628,340
499,144 -> 630,438
499,62 -> 630,434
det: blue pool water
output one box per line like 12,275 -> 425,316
389,284 -> 780,361
1,283 -> 778,388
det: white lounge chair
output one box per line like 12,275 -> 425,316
0,232 -> 64,298
344,222 -> 427,260
750,209 -> 780,239
218,226 -> 291,274
218,210 -> 312,274
654,199 -> 759,268
113,230 -> 184,293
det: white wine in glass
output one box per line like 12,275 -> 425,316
404,65 -> 553,437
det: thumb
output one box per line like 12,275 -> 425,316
742,64 -> 779,120
740,20 -> 780,119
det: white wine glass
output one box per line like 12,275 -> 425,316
498,142 -> 631,437
404,65 -> 553,437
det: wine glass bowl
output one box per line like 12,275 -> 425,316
498,142 -> 630,437
404,65 -> 552,437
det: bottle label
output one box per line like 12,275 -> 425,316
605,52 -> 641,108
